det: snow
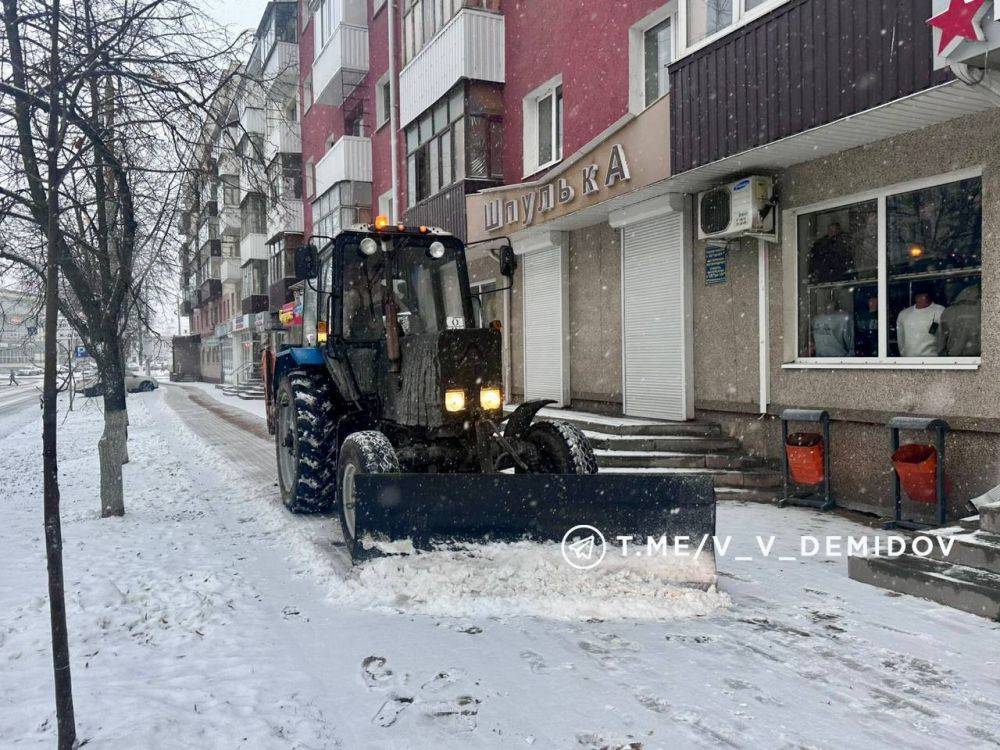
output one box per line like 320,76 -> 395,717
2,389 -> 1000,748
169,380 -> 267,420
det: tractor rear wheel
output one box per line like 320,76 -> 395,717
337,431 -> 400,554
275,370 -> 335,513
523,420 -> 598,475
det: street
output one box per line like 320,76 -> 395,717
1,385 -> 998,749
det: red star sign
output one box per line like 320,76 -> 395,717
928,0 -> 990,55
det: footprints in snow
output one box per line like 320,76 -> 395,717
362,657 -> 480,732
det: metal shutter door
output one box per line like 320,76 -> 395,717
522,246 -> 567,404
622,213 -> 689,421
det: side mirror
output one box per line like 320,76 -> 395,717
499,245 -> 517,279
295,244 -> 319,280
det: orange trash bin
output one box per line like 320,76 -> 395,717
891,444 -> 951,504
785,432 -> 825,486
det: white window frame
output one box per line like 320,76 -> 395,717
313,0 -> 342,61
522,75 -> 563,178
677,0 -> 791,61
785,167 -> 983,372
629,2 -> 678,114
304,158 -> 315,200
378,190 -> 394,222
376,73 -> 391,129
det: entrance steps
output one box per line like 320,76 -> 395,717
848,503 -> 1000,620
503,405 -> 782,501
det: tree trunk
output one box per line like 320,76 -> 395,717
98,342 -> 128,517
42,0 -> 77,743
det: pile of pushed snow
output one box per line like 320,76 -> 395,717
330,542 -> 728,621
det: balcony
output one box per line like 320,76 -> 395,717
197,218 -> 219,250
265,120 -> 302,164
313,23 -> 369,107
314,136 -> 371,200
267,199 -> 304,242
240,231 -> 269,262
220,205 -> 241,236
199,278 -> 222,303
218,150 -> 240,177
262,41 -> 299,99
242,294 -> 269,315
239,105 -> 266,136
268,276 -> 296,312
399,8 -> 504,127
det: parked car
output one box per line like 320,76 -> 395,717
75,370 -> 158,397
15,366 -> 44,377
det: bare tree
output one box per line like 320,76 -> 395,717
0,1 -> 245,744
0,0 -> 246,516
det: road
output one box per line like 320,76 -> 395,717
0,379 -> 42,438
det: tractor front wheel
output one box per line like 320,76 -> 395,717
337,431 -> 400,554
275,370 -> 335,513
523,420 -> 598,475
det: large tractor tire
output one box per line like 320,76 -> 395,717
523,420 -> 599,475
275,370 -> 336,513
337,431 -> 400,553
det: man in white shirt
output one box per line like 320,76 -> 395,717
896,286 -> 945,358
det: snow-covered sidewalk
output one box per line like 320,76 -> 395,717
2,390 -> 999,748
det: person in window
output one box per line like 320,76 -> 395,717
896,282 -> 945,358
812,298 -> 854,357
854,294 -> 878,357
808,222 -> 855,284
937,283 -> 980,357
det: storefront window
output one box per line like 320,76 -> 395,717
796,174 -> 982,363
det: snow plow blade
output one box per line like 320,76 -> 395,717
352,473 -> 716,581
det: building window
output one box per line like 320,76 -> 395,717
376,73 -> 391,128
681,0 -> 787,52
523,77 -> 562,176
378,190 -> 394,222
644,17 -> 673,107
406,87 -> 464,206
305,158 -> 315,199
241,194 -> 267,239
313,181 -> 372,239
314,0 -> 342,56
795,172 -> 982,364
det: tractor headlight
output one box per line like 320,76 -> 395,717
444,389 -> 466,412
479,387 -> 502,411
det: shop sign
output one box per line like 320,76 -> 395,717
483,145 -> 631,233
279,301 -> 302,327
930,0 -> 1000,68
254,313 -> 270,333
215,322 -> 230,338
231,314 -> 250,332
204,336 -> 220,348
705,246 -> 728,286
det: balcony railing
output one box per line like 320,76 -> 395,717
220,205 -> 241,236
240,232 -> 269,262
314,136 -> 371,200
262,41 -> 299,98
267,199 -> 304,241
265,120 -> 302,163
399,8 -> 504,127
313,23 -> 369,107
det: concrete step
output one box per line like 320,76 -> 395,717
237,393 -> 265,401
586,432 -> 740,453
594,449 -> 765,471
598,466 -> 782,490
715,486 -> 782,504
959,515 -> 981,532
504,406 -> 720,437
923,528 -> 1000,576
848,553 -> 1000,621
982,502 -> 1000,535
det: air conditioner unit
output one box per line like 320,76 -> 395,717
697,176 -> 775,240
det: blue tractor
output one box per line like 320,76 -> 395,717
265,222 -> 715,566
